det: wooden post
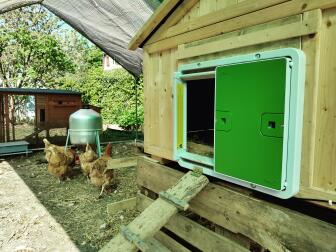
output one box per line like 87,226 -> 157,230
4,94 -> 10,142
34,95 -> 38,144
9,95 -> 15,141
0,94 -> 4,142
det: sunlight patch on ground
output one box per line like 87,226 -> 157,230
0,160 -> 80,252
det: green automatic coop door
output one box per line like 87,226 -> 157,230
215,59 -> 288,190
175,48 -> 305,198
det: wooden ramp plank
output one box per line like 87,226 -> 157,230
100,171 -> 209,252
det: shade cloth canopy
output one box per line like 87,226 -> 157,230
0,0 -> 161,76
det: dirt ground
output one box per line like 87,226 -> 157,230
0,143 -> 140,252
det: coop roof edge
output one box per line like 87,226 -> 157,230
128,0 -> 182,50
0,88 -> 81,96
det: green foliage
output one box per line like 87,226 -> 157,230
85,48 -> 103,68
61,68 -> 144,130
0,5 -> 143,131
57,30 -> 102,72
0,6 -> 75,88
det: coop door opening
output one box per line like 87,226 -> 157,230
186,78 -> 214,158
40,109 -> 45,122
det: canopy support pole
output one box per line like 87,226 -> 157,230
131,74 -> 140,143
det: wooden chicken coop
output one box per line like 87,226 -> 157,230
115,0 -> 336,251
0,88 -> 83,143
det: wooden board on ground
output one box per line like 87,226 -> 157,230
136,157 -> 336,252
107,157 -> 138,170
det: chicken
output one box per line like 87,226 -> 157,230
79,143 -> 99,178
87,143 -> 115,197
43,138 -> 75,182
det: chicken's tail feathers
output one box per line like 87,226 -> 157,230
43,138 -> 50,147
104,143 -> 112,157
85,143 -> 92,152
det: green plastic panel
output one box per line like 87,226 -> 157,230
176,83 -> 185,149
215,58 -> 287,190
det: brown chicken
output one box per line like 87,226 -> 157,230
86,143 -> 115,197
43,138 -> 75,182
79,144 -> 99,178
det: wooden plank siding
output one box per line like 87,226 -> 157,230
128,0 -> 181,50
138,0 -> 336,200
312,7 -> 336,192
149,0 -> 290,44
143,49 -> 177,159
144,0 -> 336,54
177,10 -> 321,59
35,94 -> 82,129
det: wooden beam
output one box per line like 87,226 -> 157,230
0,94 -> 4,142
297,187 -> 336,201
300,10 -> 323,189
100,171 -> 209,252
128,0 -> 181,50
34,95 -> 38,143
177,10 -> 321,59
154,231 -> 191,252
151,155 -> 171,165
145,0 -> 336,54
160,0 -> 290,42
9,95 -> 15,141
145,237 -> 171,252
312,7 -> 336,194
146,0 -> 199,45
136,157 -> 336,252
106,157 -> 138,170
4,94 -> 9,142
137,193 -> 249,252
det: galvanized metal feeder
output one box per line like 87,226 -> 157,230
65,109 -> 103,156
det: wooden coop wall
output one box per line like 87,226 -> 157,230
36,94 -> 82,129
35,95 -> 46,128
142,0 -> 336,201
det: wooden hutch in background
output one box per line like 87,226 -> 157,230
0,88 -> 84,142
